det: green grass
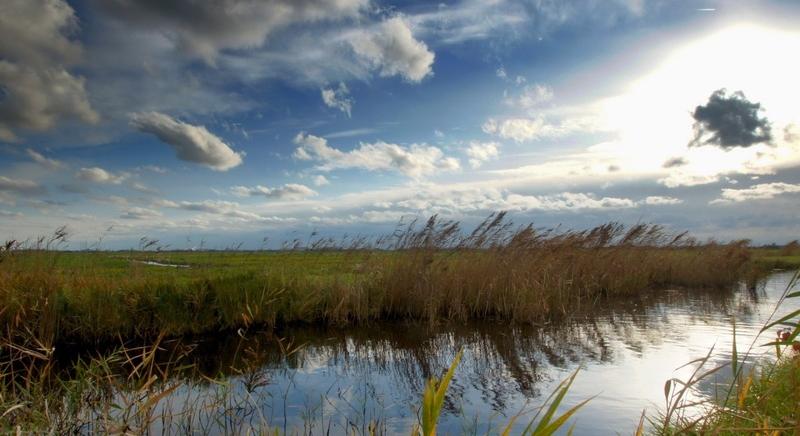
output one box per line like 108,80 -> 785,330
751,248 -> 800,269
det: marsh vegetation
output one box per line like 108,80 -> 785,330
0,214 -> 796,434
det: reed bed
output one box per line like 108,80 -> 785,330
0,214 -> 783,433
0,213 -> 756,345
649,269 -> 800,434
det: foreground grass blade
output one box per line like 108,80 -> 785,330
420,350 -> 462,436
519,368 -> 591,436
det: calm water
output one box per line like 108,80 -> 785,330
112,271 -> 798,435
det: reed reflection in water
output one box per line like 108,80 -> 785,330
66,272 -> 795,434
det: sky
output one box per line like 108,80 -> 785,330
1,0 -> 799,249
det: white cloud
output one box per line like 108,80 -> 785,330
504,84 -> 553,109
711,182 -> 800,204
26,149 -> 64,170
130,182 -> 158,195
658,173 -> 719,188
380,187 -> 638,216
321,82 -> 353,117
641,196 -> 683,206
76,167 -> 128,184
0,0 -> 97,141
500,192 -> 637,212
312,175 -> 330,186
156,198 -> 296,224
465,141 -> 500,169
349,16 -> 434,83
482,117 -> 587,142
0,210 -> 23,218
120,207 -> 162,220
0,176 -> 45,195
130,112 -> 243,171
231,183 -> 317,200
137,165 -> 168,174
293,132 -> 460,178
310,209 -> 409,225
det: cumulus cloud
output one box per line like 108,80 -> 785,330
321,82 -> 353,117
293,132 -> 459,178
690,89 -> 772,149
711,182 -> 800,204
0,0 -> 98,141
76,167 -> 129,184
120,207 -> 162,220
231,183 -> 317,199
482,117 -> 586,142
465,141 -> 500,169
641,196 -> 683,206
26,149 -> 64,170
0,176 -> 45,195
349,16 -> 435,83
662,157 -> 688,168
97,0 -> 368,64
130,112 -> 243,171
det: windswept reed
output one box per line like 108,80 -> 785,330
0,213 -> 755,344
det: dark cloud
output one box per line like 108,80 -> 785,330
96,0 -> 368,64
0,0 -> 98,142
662,157 -> 688,168
689,89 -> 771,149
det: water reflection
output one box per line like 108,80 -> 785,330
65,272 -> 798,434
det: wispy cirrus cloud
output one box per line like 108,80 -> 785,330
482,117 -> 590,142
26,149 -> 65,170
120,207 -> 162,220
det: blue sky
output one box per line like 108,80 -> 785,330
1,0 -> 800,249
